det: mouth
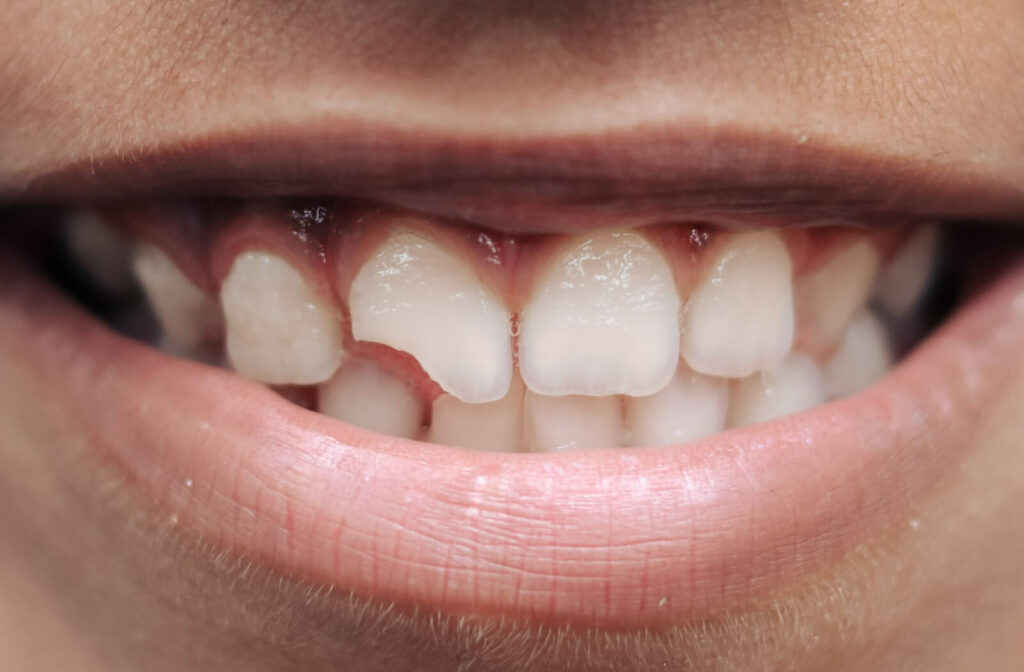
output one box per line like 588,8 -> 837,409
2,130 -> 1023,628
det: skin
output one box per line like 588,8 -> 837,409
0,1 -> 1022,670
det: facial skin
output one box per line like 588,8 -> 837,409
0,1 -> 1023,670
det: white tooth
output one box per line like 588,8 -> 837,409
64,209 -> 135,295
318,359 -> 424,438
220,251 -> 343,385
798,240 -> 880,349
624,367 -> 728,446
133,243 -> 222,351
726,353 -> 824,428
428,376 -> 524,452
822,310 -> 893,399
874,226 -> 939,316
348,230 -> 513,403
518,230 -> 680,396
681,231 -> 794,378
523,391 -> 622,452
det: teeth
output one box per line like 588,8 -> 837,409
348,231 -> 513,404
133,243 -> 222,351
726,353 -> 824,428
428,376 -> 525,452
523,391 -> 622,452
624,367 -> 728,446
680,231 -> 794,378
318,359 -> 424,438
822,310 -> 893,399
220,251 -> 343,385
518,230 -> 680,396
874,226 -> 939,316
797,240 -> 880,350
64,209 -> 135,295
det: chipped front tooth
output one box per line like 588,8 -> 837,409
133,243 -> 222,351
624,367 -> 728,446
318,359 -> 424,438
822,310 -> 893,399
874,226 -> 939,316
726,353 -> 825,428
523,390 -> 622,452
64,209 -> 135,295
220,251 -> 343,385
348,230 -> 513,404
518,230 -> 680,396
429,376 -> 524,452
797,240 -> 880,351
681,231 -> 795,378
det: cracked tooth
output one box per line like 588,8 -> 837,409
319,359 -> 424,438
822,310 -> 893,399
220,251 -> 343,385
518,230 -> 681,396
348,230 -> 513,403
428,376 -> 524,452
523,390 -> 622,452
681,231 -> 794,378
133,243 -> 222,351
798,239 -> 880,352
727,353 -> 824,428
624,367 -> 728,446
64,209 -> 135,295
874,226 -> 939,316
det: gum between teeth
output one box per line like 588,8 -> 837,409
66,207 -> 937,453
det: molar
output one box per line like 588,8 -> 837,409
726,353 -> 825,428
318,359 -> 425,438
64,209 -> 135,295
874,226 -> 939,316
624,366 -> 728,446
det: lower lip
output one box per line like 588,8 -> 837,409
3,255 -> 1023,627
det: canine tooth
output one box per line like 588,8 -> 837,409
523,391 -> 622,452
319,359 -> 424,438
64,210 -> 134,294
681,231 -> 794,378
874,226 -> 939,315
133,243 -> 222,351
428,377 -> 524,452
220,251 -> 343,385
348,231 -> 513,403
518,230 -> 680,396
624,367 -> 728,446
798,240 -> 880,350
727,354 -> 824,428
822,310 -> 893,399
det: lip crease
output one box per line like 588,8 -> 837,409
2,244 -> 1023,626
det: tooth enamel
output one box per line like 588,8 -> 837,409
133,243 -> 222,351
874,226 -> 939,316
348,230 -> 513,403
624,367 -> 728,446
428,376 -> 525,452
523,390 -> 622,452
798,240 -> 880,349
518,230 -> 681,396
318,359 -> 424,438
220,251 -> 343,385
822,310 -> 893,399
680,231 -> 794,378
726,353 -> 825,428
64,209 -> 135,295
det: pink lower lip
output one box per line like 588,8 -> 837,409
3,257 -> 1024,627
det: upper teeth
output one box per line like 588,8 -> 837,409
796,239 -> 880,354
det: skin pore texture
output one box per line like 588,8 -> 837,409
1,1 -> 1023,671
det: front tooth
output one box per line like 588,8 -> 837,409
318,359 -> 424,438
64,209 -> 135,295
822,310 -> 893,399
220,251 -> 343,385
518,230 -> 680,396
680,231 -> 794,378
874,226 -> 939,316
523,391 -> 622,452
428,376 -> 525,452
348,230 -> 513,404
726,353 -> 824,428
624,367 -> 728,446
797,240 -> 880,351
133,243 -> 222,351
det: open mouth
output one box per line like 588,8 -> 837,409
2,131 -> 1023,628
